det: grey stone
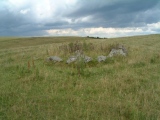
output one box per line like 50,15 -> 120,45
97,55 -> 107,62
118,45 -> 127,54
84,56 -> 92,63
122,46 -> 128,54
108,49 -> 126,57
46,56 -> 63,62
67,53 -> 92,64
66,50 -> 93,64
66,56 -> 77,64
75,50 -> 83,57
108,45 -> 127,57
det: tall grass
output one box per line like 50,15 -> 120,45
0,34 -> 160,119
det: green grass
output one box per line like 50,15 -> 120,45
0,34 -> 160,119
0,36 -> 82,50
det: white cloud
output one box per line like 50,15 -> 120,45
20,8 -> 30,14
47,28 -> 78,36
8,0 -> 28,7
46,22 -> 160,38
64,16 -> 93,24
4,0 -> 78,22
32,0 -> 54,21
146,22 -> 160,31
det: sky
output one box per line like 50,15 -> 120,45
0,0 -> 160,38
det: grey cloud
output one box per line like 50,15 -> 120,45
67,0 -> 160,28
69,0 -> 159,17
0,0 -> 160,36
0,3 -> 71,36
0,10 -> 48,36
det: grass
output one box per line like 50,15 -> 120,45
0,34 -> 160,119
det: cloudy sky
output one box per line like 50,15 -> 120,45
0,0 -> 160,38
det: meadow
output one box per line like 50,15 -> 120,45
0,34 -> 160,120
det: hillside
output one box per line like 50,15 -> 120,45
0,34 -> 160,119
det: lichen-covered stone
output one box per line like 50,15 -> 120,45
66,56 -> 77,64
75,50 -> 83,57
84,56 -> 92,63
67,54 -> 92,64
108,45 -> 127,57
97,55 -> 107,62
46,56 -> 63,62
108,49 -> 125,57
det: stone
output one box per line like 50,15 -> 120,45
122,46 -> 128,55
67,50 -> 92,64
66,56 -> 77,64
84,56 -> 92,63
67,55 -> 92,64
75,50 -> 83,57
108,45 -> 127,57
46,56 -> 63,62
97,55 -> 107,62
108,49 -> 125,57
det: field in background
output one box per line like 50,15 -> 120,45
0,34 -> 160,119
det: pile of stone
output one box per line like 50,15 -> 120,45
66,50 -> 92,64
46,44 -> 127,63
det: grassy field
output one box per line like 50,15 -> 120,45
0,34 -> 160,120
